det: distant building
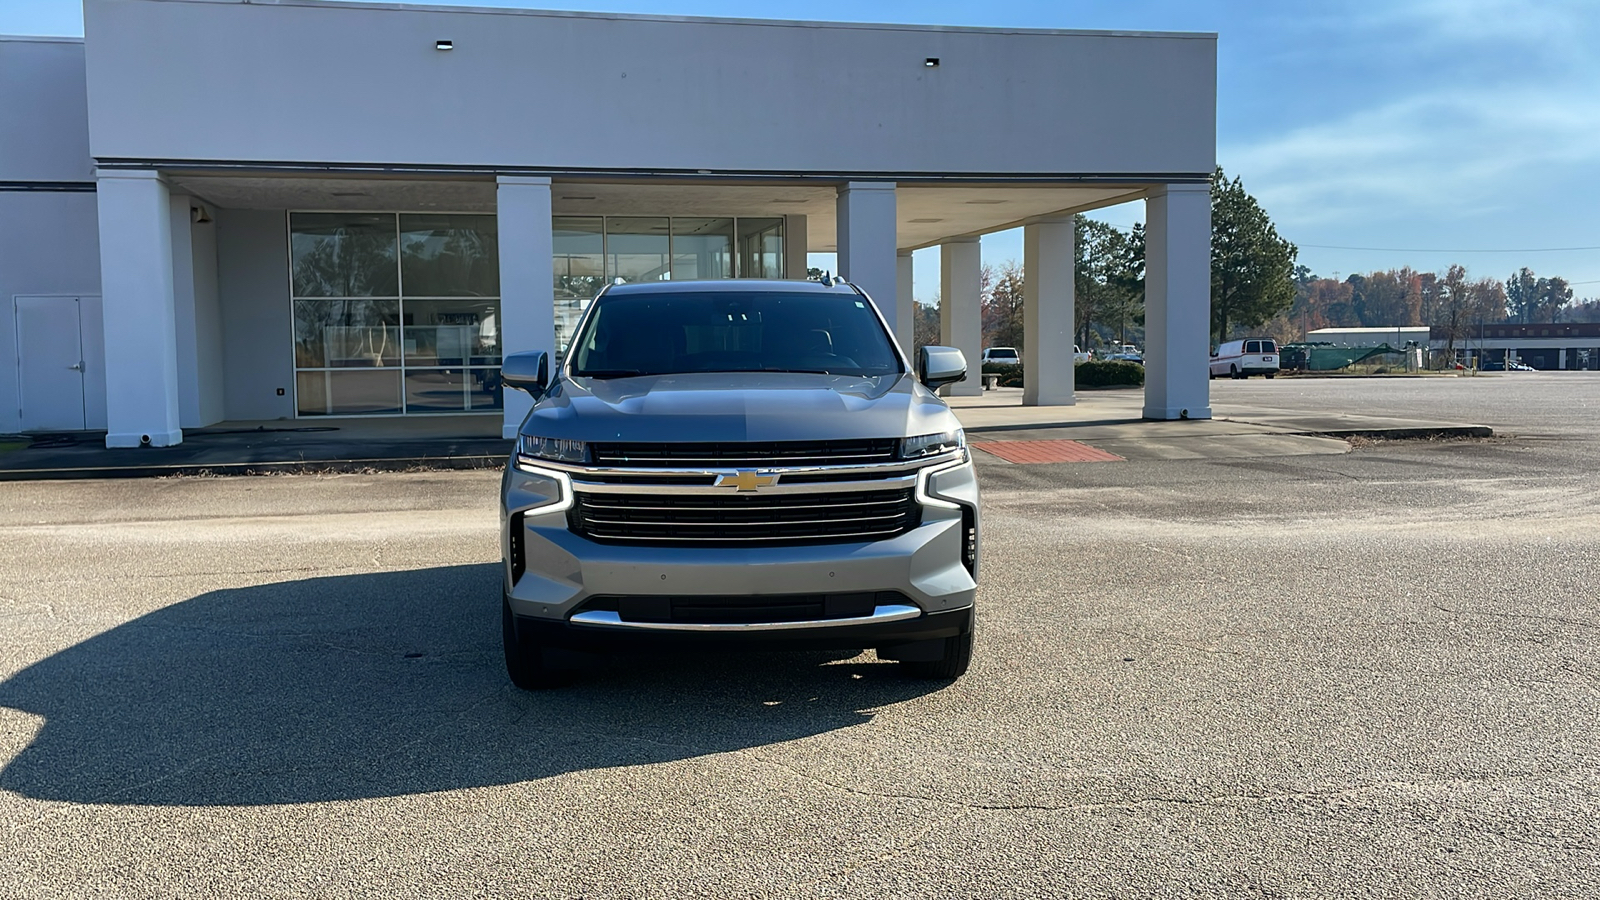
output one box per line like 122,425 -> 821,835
1306,326 -> 1430,347
1429,323 -> 1600,370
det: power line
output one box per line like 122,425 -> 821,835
1300,243 -> 1600,253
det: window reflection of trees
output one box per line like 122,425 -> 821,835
400,215 -> 498,297
290,212 -> 501,413
290,215 -> 398,298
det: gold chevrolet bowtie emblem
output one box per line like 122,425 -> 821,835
715,469 -> 779,492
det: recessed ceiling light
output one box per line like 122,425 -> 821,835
560,195 -> 598,201
924,58 -> 940,67
909,217 -> 943,223
964,199 -> 1006,205
771,199 -> 810,204
436,40 -> 454,51
330,191 -> 369,197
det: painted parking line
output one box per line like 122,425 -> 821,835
970,440 -> 1125,464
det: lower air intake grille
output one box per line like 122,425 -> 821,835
569,487 -> 919,545
577,591 -> 912,625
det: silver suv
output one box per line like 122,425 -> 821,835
499,279 -> 979,687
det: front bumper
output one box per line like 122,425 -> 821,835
500,457 -> 980,644
519,604 -> 973,653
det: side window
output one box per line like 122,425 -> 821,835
1245,340 -> 1261,354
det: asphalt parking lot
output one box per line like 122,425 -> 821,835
2,375 -> 1597,898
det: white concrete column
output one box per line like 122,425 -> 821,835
1558,348 -> 1566,369
895,251 -> 915,356
1143,183 -> 1212,420
939,237 -> 983,397
497,176 -> 555,439
784,214 -> 808,279
836,182 -> 898,335
97,169 -> 182,447
1023,220 -> 1076,406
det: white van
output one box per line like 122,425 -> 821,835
1210,338 -> 1279,379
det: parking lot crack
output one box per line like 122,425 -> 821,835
1433,603 -> 1598,631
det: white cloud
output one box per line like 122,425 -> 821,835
1351,0 -> 1593,47
1223,83 -> 1600,230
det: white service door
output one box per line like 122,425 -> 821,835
16,296 -> 87,431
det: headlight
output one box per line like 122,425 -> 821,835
900,429 -> 965,460
517,435 -> 589,465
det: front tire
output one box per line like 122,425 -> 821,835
503,594 -> 568,690
900,625 -> 974,680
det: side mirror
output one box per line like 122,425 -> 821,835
501,351 -> 549,395
918,345 -> 967,389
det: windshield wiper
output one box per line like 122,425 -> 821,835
759,367 -> 833,374
576,369 -> 651,379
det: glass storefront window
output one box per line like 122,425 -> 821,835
738,218 -> 784,279
290,212 -> 500,416
671,218 -> 734,280
553,217 -> 605,358
402,299 -> 502,366
404,369 -> 503,413
553,217 -> 605,300
289,212 -> 784,416
290,213 -> 399,298
296,370 -> 404,416
605,217 -> 671,284
400,214 -> 499,297
292,299 -> 401,368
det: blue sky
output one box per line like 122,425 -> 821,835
10,0 -> 1599,302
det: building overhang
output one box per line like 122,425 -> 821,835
159,170 -> 1163,251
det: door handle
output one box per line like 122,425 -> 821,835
68,362 -> 83,371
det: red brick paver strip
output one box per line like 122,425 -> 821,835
971,440 -> 1125,464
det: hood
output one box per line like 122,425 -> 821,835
520,372 -> 959,444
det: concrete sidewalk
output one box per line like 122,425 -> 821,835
948,388 -> 1492,462
0,387 -> 1491,480
0,416 -> 509,480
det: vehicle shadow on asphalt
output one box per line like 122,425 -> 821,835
0,564 -> 942,807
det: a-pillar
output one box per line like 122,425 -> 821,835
1143,183 -> 1212,420
1023,220 -> 1075,405
895,251 -> 915,355
836,182 -> 899,336
97,169 -> 183,447
939,237 -> 983,396
497,176 -> 555,439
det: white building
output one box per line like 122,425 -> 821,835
2,0 -> 1218,446
1306,326 -> 1431,347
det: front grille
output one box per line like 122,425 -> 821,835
590,439 -> 899,469
577,591 -> 912,625
569,487 -> 920,545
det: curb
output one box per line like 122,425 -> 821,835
0,454 -> 507,481
1296,425 -> 1494,440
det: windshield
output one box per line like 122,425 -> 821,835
569,290 -> 904,378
